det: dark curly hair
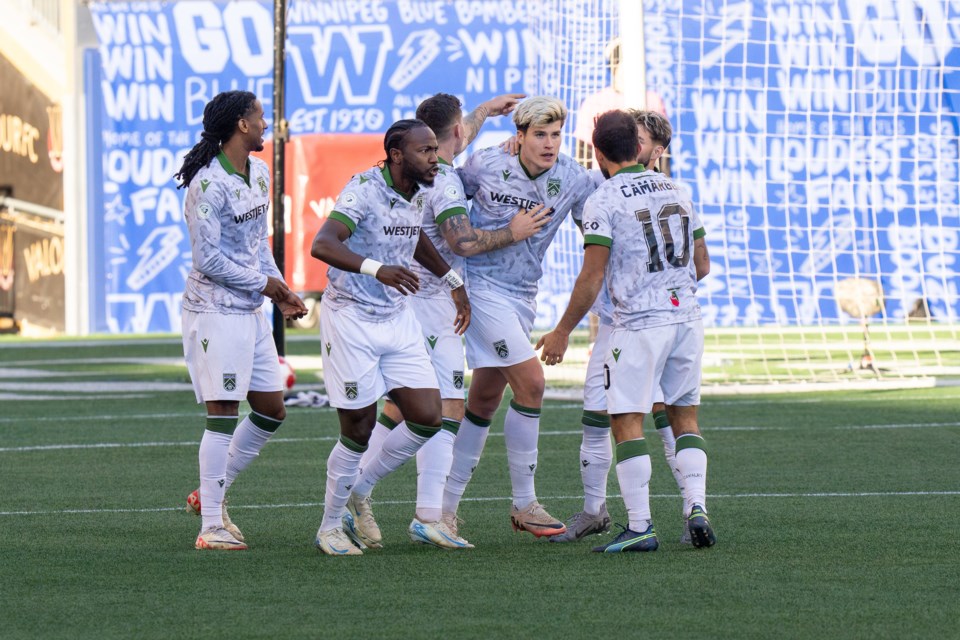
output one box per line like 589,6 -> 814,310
174,91 -> 258,189
383,119 -> 430,164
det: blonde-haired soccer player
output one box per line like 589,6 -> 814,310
443,96 -> 596,538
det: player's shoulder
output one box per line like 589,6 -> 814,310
345,165 -> 386,191
555,153 -> 588,175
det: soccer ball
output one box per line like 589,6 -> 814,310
278,356 -> 296,391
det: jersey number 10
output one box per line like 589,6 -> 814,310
634,204 -> 692,273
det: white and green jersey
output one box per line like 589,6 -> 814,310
410,158 -> 467,299
459,147 -> 594,301
582,165 -> 706,330
324,165 -> 426,320
182,152 -> 280,314
577,169 -> 614,326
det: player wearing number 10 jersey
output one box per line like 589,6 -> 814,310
539,109 -> 715,553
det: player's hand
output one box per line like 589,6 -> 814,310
509,203 -> 552,242
536,328 -> 570,366
483,93 -> 526,116
261,276 -> 292,303
450,285 -> 471,335
276,291 -> 308,319
376,265 -> 420,295
498,135 -> 520,156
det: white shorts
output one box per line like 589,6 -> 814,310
409,294 -> 466,399
605,320 -> 703,415
585,323 -> 666,411
182,309 -> 281,403
320,302 -> 439,409
464,288 -> 537,369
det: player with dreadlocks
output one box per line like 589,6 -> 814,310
176,90 -> 308,551
310,119 -> 471,556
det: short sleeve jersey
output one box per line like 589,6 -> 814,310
575,169 -> 613,326
323,165 -> 426,320
458,147 -> 594,301
409,158 -> 467,298
182,152 -> 280,314
582,165 -> 706,330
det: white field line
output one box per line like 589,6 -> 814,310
3,420 -> 959,454
2,490 -> 958,517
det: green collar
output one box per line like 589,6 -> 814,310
518,156 -> 549,180
217,151 -> 251,187
381,165 -> 418,202
614,163 -> 646,177
438,156 -> 452,166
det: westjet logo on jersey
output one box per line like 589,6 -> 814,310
382,225 -> 421,237
620,179 -> 680,198
489,192 -> 542,210
234,203 -> 268,224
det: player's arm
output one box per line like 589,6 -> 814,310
310,217 -> 420,295
693,230 -> 709,281
439,205 -> 551,257
536,243 -> 610,365
456,93 -> 526,156
257,232 -> 308,318
413,231 -> 471,334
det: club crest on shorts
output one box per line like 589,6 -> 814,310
345,381 -> 359,400
453,370 -> 464,389
547,177 -> 562,197
494,339 -> 509,359
222,373 -> 237,392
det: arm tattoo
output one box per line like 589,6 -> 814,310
441,213 -> 515,257
459,105 -> 490,153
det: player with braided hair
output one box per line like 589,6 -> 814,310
177,90 -> 308,551
310,119 -> 471,556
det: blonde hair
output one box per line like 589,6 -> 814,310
513,96 -> 567,132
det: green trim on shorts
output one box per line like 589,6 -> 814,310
616,438 -> 649,463
441,418 -> 460,434
406,421 -> 441,438
206,416 -> 238,435
676,433 -> 706,453
377,413 -> 399,430
653,410 -> 670,430
464,409 -> 492,428
509,399 -> 541,418
339,435 -> 367,453
249,411 -> 282,433
581,410 -> 610,428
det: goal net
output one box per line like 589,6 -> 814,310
532,0 -> 960,393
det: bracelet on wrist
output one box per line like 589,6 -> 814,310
442,269 -> 464,289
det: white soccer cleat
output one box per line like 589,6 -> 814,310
187,489 -> 244,542
195,526 -> 247,551
314,528 -> 363,556
343,493 -> 383,548
408,518 -> 474,549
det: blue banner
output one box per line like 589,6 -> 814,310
645,0 -> 960,326
87,0 -> 542,333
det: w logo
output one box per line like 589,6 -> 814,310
287,26 -> 393,105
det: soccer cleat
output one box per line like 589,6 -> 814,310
314,528 -> 362,556
510,501 -> 567,538
679,517 -> 693,545
195,526 -> 247,551
186,489 -> 244,542
687,504 -> 716,548
549,503 -> 612,542
441,512 -> 465,538
408,518 -> 474,549
592,523 -> 659,553
343,494 -> 383,549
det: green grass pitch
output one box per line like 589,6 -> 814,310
1,333 -> 958,639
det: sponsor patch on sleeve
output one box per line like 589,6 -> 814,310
196,202 -> 213,220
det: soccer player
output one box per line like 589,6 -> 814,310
443,96 -> 595,538
310,119 -> 470,556
548,109 -> 692,543
175,90 -> 308,551
347,93 -> 551,550
538,109 -> 714,553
